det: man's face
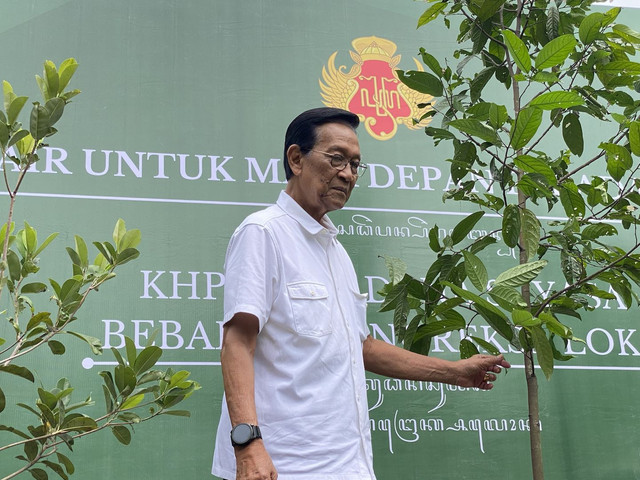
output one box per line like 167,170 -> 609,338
288,122 -> 360,222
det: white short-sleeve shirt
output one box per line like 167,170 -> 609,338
212,191 -> 375,480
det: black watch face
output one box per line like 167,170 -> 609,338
232,424 -> 253,444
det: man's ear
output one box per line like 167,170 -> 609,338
287,144 -> 304,176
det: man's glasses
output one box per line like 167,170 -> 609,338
309,150 -> 368,177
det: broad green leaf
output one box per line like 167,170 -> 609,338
460,338 -> 479,359
125,336 -> 137,367
114,364 -> 136,394
58,58 -> 79,93
133,345 -> 162,374
539,311 -> 572,338
502,204 -> 521,248
63,416 -> 97,432
447,118 -> 502,145
7,249 -> 21,282
529,92 -> 584,110
383,255 -> 407,284
451,211 -> 485,245
118,228 -> 141,251
48,340 -> 65,355
161,410 -> 191,417
581,223 -> 617,240
115,247 -> 140,266
428,226 -> 442,253
397,70 -> 443,97
546,1 -> 559,40
28,467 -> 47,480
419,48 -> 443,77
45,97 -> 65,126
511,309 -> 540,327
579,12 -> 605,44
0,364 -> 35,382
44,60 -> 59,101
3,80 -> 15,112
612,24 -> 640,44
502,29 -> 531,73
530,325 -> 554,379
562,113 -> 584,156
597,61 -> 640,75
489,284 -> 527,311
8,129 -> 29,148
30,103 -> 50,141
0,387 -> 5,413
68,331 -> 103,355
0,122 -> 8,148
521,208 -> 541,262
511,107 -> 542,150
535,35 -> 577,70
462,251 -> 488,291
630,121 -> 640,156
21,282 -> 47,294
417,3 -> 447,28
470,67 -> 494,102
120,393 -> 145,411
413,318 -> 465,342
7,96 -> 28,124
477,0 -> 506,20
513,155 -> 556,185
494,260 -> 548,287
443,282 -> 514,342
113,219 -> 126,249
470,336 -> 501,355
559,183 -> 586,217
489,103 -> 508,129
41,461 -> 67,480
56,453 -> 75,475
33,232 -> 58,257
561,251 -> 583,284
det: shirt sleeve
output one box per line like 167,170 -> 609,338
223,222 -> 279,332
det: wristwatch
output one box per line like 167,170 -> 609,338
230,423 -> 262,447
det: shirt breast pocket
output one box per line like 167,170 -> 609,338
287,282 -> 332,336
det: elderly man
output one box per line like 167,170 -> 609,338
212,107 -> 510,480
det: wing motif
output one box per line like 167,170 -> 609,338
319,52 -> 360,110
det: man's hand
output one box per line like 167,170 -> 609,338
454,354 -> 511,390
235,440 -> 277,479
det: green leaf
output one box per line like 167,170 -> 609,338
451,211 -> 485,245
417,2 -> 447,28
125,336 -> 137,367
397,70 -> 443,97
67,331 -> 103,355
47,340 -> 65,355
530,325 -> 554,379
30,103 -> 50,141
115,247 -> 140,266
56,453 -> 75,475
419,48 -> 443,77
58,58 -> 79,93
630,121 -> 640,156
582,223 -> 617,240
44,60 -> 59,101
511,309 -> 540,327
113,219 -> 127,249
33,232 -> 58,257
489,284 -> 527,311
597,61 -> 640,75
114,364 -> 136,394
559,183 -> 586,217
529,92 -> 584,110
63,416 -> 97,432
118,229 -> 141,251
521,208 -> 541,262
0,387 -> 5,413
428,226 -> 442,253
502,29 -> 531,73
382,255 -> 407,284
470,336 -> 501,355
459,338 -> 479,359
0,121 -> 8,148
112,425 -> 132,445
511,107 -> 543,150
21,282 -> 47,294
502,204 -> 521,248
463,251 -> 488,291
41,461 -> 68,480
443,282 -> 514,342
161,409 -> 191,417
535,34 -> 577,70
447,118 -> 502,145
562,113 -> 584,156
413,318 -> 466,342
494,260 -> 548,288
28,468 -> 47,480
7,96 -> 28,124
0,364 -> 35,382
133,345 -> 162,375
579,12 -> 605,44
45,97 -> 65,127
120,393 -> 145,411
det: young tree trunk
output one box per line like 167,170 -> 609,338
525,349 -> 543,480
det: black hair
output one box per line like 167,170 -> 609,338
283,107 -> 359,180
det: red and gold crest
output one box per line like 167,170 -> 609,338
320,36 -> 433,141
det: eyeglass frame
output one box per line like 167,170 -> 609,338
308,149 -> 368,177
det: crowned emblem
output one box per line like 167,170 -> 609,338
320,36 -> 434,141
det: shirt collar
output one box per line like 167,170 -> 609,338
277,191 -> 338,237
